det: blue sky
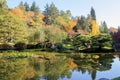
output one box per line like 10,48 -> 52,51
7,0 -> 120,28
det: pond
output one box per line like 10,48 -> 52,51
0,52 -> 120,80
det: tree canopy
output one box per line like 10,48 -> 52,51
0,13 -> 28,43
0,1 -> 111,48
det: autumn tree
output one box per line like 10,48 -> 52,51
90,7 -> 100,35
65,20 -> 77,32
0,13 -> 28,43
91,20 -> 100,35
26,11 -> 35,27
56,16 -> 66,29
56,10 -> 72,30
38,13 -> 44,24
10,8 -> 26,22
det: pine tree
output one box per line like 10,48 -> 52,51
99,21 -> 109,33
31,1 -> 37,12
24,2 -> 30,11
30,1 -> 40,22
90,7 -> 96,20
18,1 -> 25,11
103,21 -> 109,33
43,3 -> 59,25
73,15 -> 92,33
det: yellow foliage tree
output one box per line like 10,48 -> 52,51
91,20 -> 100,35
56,16 -> 67,27
65,20 -> 77,32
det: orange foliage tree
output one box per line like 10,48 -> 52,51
10,8 -> 44,27
66,58 -> 77,69
26,11 -> 35,26
26,11 -> 44,27
91,20 -> 100,35
9,8 -> 26,22
38,13 -> 44,24
65,20 -> 77,32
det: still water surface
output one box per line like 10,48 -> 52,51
0,53 -> 120,80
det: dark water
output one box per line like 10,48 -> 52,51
0,53 -> 120,80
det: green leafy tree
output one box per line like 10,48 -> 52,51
90,7 -> 96,20
0,14 -> 28,43
44,25 -> 67,44
28,26 -> 46,44
28,25 -> 67,44
56,10 -> 72,30
60,10 -> 71,22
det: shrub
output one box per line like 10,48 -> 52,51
14,42 -> 27,51
55,43 -> 63,50
35,43 -> 44,48
36,42 -> 52,49
91,34 -> 112,49
0,43 -> 13,50
27,44 -> 36,49
73,34 -> 91,50
46,42 -> 52,48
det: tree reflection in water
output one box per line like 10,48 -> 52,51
67,53 -> 114,80
0,53 -> 117,80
